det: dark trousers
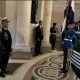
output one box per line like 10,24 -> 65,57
63,47 -> 68,70
51,41 -> 56,50
72,37 -> 75,46
1,51 -> 10,73
35,39 -> 42,56
50,35 -> 56,50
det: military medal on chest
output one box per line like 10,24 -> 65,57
4,32 -> 8,40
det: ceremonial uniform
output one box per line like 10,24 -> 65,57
0,32 -> 4,69
62,28 -> 75,72
63,29 -> 75,48
50,26 -> 57,50
0,17 -> 12,76
77,21 -> 80,31
1,27 -> 12,73
73,22 -> 80,32
73,21 -> 80,42
73,25 -> 78,31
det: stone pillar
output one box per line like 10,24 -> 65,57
40,1 -> 45,20
42,1 -> 53,47
15,1 -> 32,52
36,1 -> 45,21
6,1 -> 17,48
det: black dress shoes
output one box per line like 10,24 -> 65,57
0,73 -> 5,78
4,70 -> 9,74
39,52 -> 43,54
60,68 -> 68,73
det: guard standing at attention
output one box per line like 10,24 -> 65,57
0,17 -> 12,76
50,23 -> 58,51
60,21 -> 75,73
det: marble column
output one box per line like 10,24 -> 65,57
36,1 -> 45,21
6,1 -> 17,48
15,1 -> 32,52
40,1 -> 45,20
42,1 -> 53,47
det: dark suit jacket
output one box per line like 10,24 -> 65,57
2,28 -> 12,52
35,25 -> 43,41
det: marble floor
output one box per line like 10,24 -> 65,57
0,50 -> 79,80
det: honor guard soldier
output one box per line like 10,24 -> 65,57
0,17 -> 12,77
50,23 -> 58,51
60,21 -> 75,73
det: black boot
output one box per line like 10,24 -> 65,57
4,70 -> 9,74
60,68 -> 68,73
0,72 -> 5,78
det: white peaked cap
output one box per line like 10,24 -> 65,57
2,17 -> 8,20
1,17 -> 10,22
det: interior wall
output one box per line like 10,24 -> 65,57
75,2 -> 80,21
51,6 -> 64,32
51,1 -> 67,32
0,1 -> 6,17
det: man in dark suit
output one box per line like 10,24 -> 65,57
0,17 -> 12,77
35,20 -> 43,56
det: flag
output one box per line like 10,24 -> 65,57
71,50 -> 80,69
61,0 -> 75,33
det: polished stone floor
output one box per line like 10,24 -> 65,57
0,50 -> 79,80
